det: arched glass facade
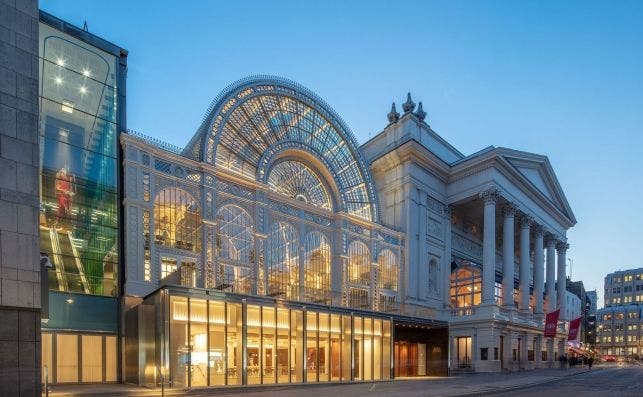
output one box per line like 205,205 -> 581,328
378,249 -> 398,291
215,205 -> 254,293
268,160 -> 332,210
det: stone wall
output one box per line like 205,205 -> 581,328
0,0 -> 41,395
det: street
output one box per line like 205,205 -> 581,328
487,364 -> 643,397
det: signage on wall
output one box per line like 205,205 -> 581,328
544,309 -> 560,338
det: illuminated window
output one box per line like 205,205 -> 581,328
348,241 -> 370,286
154,188 -> 201,251
450,265 -> 482,308
303,231 -> 331,303
161,257 -> 177,279
215,205 -> 254,294
143,210 -> 151,281
378,249 -> 398,291
267,222 -> 299,300
268,161 -> 332,211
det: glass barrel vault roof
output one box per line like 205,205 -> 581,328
186,76 -> 379,222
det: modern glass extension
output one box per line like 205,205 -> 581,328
133,287 -> 393,388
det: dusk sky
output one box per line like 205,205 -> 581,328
41,0 -> 643,307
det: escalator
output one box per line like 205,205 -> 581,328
41,226 -> 90,293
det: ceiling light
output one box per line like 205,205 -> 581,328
79,86 -> 87,94
66,298 -> 74,304
82,69 -> 90,77
54,77 -> 62,85
57,58 -> 65,67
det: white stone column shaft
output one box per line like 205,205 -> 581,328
519,216 -> 532,311
502,205 -> 517,307
533,227 -> 545,315
545,237 -> 557,312
556,242 -> 569,321
480,189 -> 498,304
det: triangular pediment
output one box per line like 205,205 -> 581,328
502,151 -> 576,225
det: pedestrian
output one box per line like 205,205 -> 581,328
588,356 -> 594,369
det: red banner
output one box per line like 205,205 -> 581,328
544,309 -> 560,337
568,317 -> 582,340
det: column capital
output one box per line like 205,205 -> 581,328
556,241 -> 570,253
545,234 -> 558,247
479,188 -> 499,205
502,203 -> 519,218
533,224 -> 546,238
519,214 -> 534,229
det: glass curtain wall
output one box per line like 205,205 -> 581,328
154,188 -> 201,251
215,205 -> 254,293
39,22 -> 120,296
303,232 -> 331,304
267,223 -> 299,300
348,241 -> 371,308
166,294 -> 391,387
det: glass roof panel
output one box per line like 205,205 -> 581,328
268,160 -> 332,211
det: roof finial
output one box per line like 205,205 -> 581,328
402,92 -> 415,113
387,102 -> 400,123
415,101 -> 427,122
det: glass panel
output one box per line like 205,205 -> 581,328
373,319 -> 382,380
208,301 -> 226,386
189,299 -> 207,387
154,188 -> 201,252
215,205 -> 254,263
42,333 -> 53,384
105,336 -> 117,382
267,160 -> 332,210
451,264 -> 482,308
56,334 -> 78,383
378,250 -> 398,291
354,317 -> 363,380
291,310 -> 304,382
303,231 -> 331,304
318,313 -> 330,382
267,222 -> 299,300
170,296 -> 188,388
262,307 -> 276,384
341,315 -> 351,381
382,320 -> 391,380
348,241 -> 370,287
246,305 -> 261,384
363,318 -> 372,381
330,314 -> 341,381
276,308 -> 290,383
226,303 -> 243,385
81,335 -> 103,382
306,311 -> 318,382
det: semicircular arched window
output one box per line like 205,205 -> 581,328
154,188 -> 201,252
267,222 -> 299,300
267,160 -> 332,211
303,231 -> 331,303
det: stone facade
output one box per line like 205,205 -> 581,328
0,0 -> 42,395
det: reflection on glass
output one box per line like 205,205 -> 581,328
363,318 -> 372,381
373,319 -> 382,380
170,296 -> 188,388
342,315 -> 352,381
154,188 -> 201,252
330,314 -> 341,381
246,305 -> 261,385
306,311 -> 318,382
277,308 -> 290,383
226,303 -> 243,385
209,301 -> 225,386
304,231 -> 331,304
291,310 -> 304,382
382,320 -> 391,380
262,307 -> 276,384
318,313 -> 330,382
190,299 -> 208,387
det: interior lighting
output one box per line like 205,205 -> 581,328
66,298 -> 74,304
82,69 -> 90,77
54,77 -> 63,85
56,58 -> 65,67
79,86 -> 87,94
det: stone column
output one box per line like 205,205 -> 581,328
535,335 -> 543,368
479,189 -> 498,304
545,236 -> 557,312
503,331 -> 514,371
443,205 -> 453,309
547,338 -> 555,367
502,204 -> 517,308
557,242 -> 569,321
519,215 -> 532,312
533,226 -> 545,315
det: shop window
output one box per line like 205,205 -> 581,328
226,303 -> 243,385
456,336 -> 472,368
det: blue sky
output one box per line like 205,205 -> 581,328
41,0 -> 643,307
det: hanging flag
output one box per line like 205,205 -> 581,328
544,309 -> 560,337
568,317 -> 582,340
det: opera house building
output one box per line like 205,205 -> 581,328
36,11 -> 576,388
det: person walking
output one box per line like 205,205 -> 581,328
588,355 -> 594,369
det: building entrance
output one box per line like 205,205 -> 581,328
393,323 -> 448,377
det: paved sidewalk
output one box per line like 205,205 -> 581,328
48,365 -> 600,397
